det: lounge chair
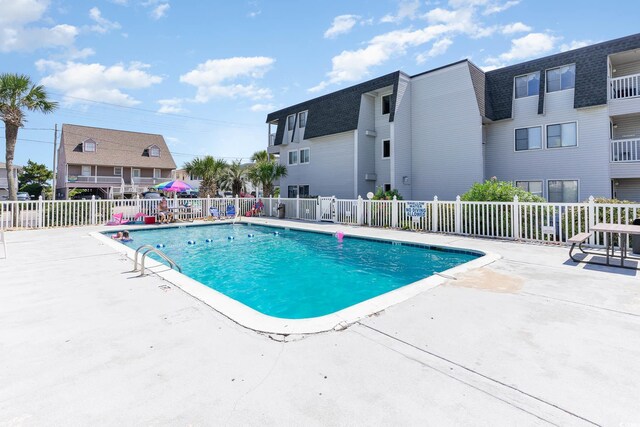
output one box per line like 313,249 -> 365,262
131,212 -> 145,224
209,206 -> 220,220
225,204 -> 236,219
106,212 -> 126,226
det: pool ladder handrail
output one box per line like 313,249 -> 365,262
133,244 -> 182,276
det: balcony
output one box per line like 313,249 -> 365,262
132,177 -> 166,185
611,138 -> 640,162
267,132 -> 280,154
68,175 -> 123,185
608,49 -> 640,116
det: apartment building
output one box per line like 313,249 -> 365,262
266,33 -> 640,202
0,162 -> 20,199
56,124 -> 177,199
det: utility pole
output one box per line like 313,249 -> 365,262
51,124 -> 58,200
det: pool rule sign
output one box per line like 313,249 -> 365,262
405,202 -> 426,218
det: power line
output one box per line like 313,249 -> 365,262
49,92 -> 264,129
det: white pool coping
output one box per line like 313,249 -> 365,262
92,220 -> 500,334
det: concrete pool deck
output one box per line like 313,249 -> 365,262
1,219 -> 639,425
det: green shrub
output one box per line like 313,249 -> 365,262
372,188 -> 403,200
461,178 -> 545,202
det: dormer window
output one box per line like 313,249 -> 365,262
298,111 -> 307,128
149,145 -> 160,157
287,114 -> 296,131
83,139 -> 96,152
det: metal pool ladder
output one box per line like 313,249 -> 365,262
133,244 -> 182,277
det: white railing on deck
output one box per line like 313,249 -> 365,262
69,175 -> 123,184
610,73 -> 640,100
3,195 -> 640,250
610,138 -> 640,162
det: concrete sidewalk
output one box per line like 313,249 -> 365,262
1,222 -> 639,425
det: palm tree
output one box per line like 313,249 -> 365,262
250,150 -> 268,163
183,156 -> 227,197
0,74 -> 58,201
221,160 -> 247,196
248,159 -> 287,197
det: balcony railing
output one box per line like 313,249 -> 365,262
611,138 -> 640,162
610,73 -> 640,100
269,133 -> 276,146
132,177 -> 166,185
68,175 -> 124,184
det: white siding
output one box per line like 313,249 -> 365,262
279,131 -> 355,198
356,94 -> 376,197
614,178 -> 640,201
485,88 -> 612,200
374,86 -> 392,191
393,74 -> 413,199
410,62 -> 484,200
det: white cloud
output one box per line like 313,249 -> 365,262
417,37 -> 453,63
560,40 -> 591,52
0,0 -> 80,52
88,7 -> 121,33
150,3 -> 170,19
248,10 -> 261,18
483,0 -> 520,15
324,15 -> 360,39
380,0 -> 420,23
36,59 -> 162,106
0,0 -> 48,25
250,103 -> 275,112
157,98 -> 186,114
497,32 -> 558,61
311,2 -> 497,91
502,22 -> 531,34
64,47 -> 96,60
180,56 -> 275,102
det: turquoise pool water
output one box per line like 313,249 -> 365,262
115,224 -> 481,319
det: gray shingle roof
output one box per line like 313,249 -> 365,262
60,124 -> 177,169
266,72 -> 400,144
485,32 -> 640,121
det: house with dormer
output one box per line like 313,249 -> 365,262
56,124 -> 177,199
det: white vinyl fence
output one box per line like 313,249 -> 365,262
2,195 -> 639,248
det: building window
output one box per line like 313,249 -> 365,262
515,72 -> 540,98
114,167 -> 122,176
299,148 -> 310,164
546,65 -> 575,92
288,185 -> 298,198
298,185 -> 310,197
153,168 -> 161,178
548,180 -> 578,203
298,111 -> 307,128
83,140 -> 96,152
132,168 -> 141,178
547,122 -> 577,148
515,181 -> 543,198
287,114 -> 296,131
149,146 -> 160,157
383,184 -> 391,192
382,139 -> 390,158
288,150 -> 298,165
515,126 -> 542,151
382,94 -> 391,115
81,165 -> 91,176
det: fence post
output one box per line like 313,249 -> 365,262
392,196 -> 398,228
91,195 -> 97,225
454,195 -> 461,234
587,195 -> 595,244
357,196 -> 363,225
432,196 -> 439,232
512,195 -> 520,240
316,196 -> 321,222
37,196 -> 43,228
235,195 -> 239,215
296,194 -> 300,219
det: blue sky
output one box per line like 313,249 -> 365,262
2,0 -> 639,170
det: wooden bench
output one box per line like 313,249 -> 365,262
568,232 -> 593,262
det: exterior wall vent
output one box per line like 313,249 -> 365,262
364,173 -> 377,181
365,130 -> 377,137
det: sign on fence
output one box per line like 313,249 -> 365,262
405,202 -> 426,218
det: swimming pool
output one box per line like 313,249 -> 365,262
113,223 -> 482,319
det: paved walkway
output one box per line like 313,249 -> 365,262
1,221 -> 639,426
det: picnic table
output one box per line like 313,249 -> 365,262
570,223 -> 640,269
